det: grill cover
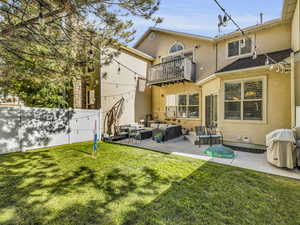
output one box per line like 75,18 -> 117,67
266,129 -> 296,169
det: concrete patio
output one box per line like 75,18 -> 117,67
114,136 -> 300,180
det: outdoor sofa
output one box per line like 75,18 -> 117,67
151,124 -> 182,142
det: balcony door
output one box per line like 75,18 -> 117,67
205,95 -> 218,127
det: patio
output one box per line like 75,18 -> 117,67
114,136 -> 300,180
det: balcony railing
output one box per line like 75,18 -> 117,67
147,57 -> 196,85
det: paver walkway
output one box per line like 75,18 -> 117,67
115,137 -> 300,180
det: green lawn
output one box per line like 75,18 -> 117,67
0,142 -> 300,225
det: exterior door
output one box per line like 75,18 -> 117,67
205,95 -> 218,127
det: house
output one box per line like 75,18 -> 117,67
73,45 -> 154,134
132,0 -> 300,146
100,46 -> 153,133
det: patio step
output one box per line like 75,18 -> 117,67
185,134 -> 266,153
184,133 -> 197,145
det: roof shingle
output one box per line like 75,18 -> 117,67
217,49 -> 292,73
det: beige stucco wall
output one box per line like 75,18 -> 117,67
217,24 -> 292,71
216,70 -> 291,145
136,32 -> 216,81
295,61 -> 300,106
151,82 -> 202,129
151,69 -> 291,145
101,51 -> 151,133
292,0 -> 300,51
201,78 -> 221,125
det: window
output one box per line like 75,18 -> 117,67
169,43 -> 184,54
227,38 -> 252,58
166,93 -> 199,118
224,79 -> 264,121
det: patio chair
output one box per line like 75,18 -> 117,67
128,128 -> 141,144
208,125 -> 223,146
115,126 -> 128,139
195,126 -> 210,147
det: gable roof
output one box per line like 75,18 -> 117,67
120,46 -> 155,61
214,18 -> 283,41
282,0 -> 298,22
217,49 -> 292,74
133,27 -> 214,48
134,0 -> 300,49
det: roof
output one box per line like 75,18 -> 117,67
134,18 -> 285,48
214,19 -> 283,41
133,1 -> 298,54
217,49 -> 292,73
133,27 -> 214,48
282,0 -> 298,22
120,45 -> 155,61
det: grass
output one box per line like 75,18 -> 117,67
0,142 -> 300,225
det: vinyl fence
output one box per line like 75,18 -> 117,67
0,106 -> 101,154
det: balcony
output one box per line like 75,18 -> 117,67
147,57 -> 196,85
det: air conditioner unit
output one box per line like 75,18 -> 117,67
240,39 -> 246,48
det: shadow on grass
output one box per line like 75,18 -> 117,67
122,163 -> 300,225
1,146 -> 300,225
0,148 -> 172,225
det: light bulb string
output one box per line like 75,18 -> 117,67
213,0 -> 290,66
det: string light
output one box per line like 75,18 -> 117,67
213,0 -> 290,69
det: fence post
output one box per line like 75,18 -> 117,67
18,105 -> 23,152
68,108 -> 71,144
99,109 -> 102,140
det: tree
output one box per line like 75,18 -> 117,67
0,0 -> 161,107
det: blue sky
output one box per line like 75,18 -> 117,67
130,0 -> 284,45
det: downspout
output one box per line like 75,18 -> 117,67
215,43 -> 218,72
291,52 -> 296,128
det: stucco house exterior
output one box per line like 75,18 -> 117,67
72,45 -> 154,134
100,46 -> 153,133
132,0 -> 300,146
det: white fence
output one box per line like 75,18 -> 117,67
0,106 -> 101,154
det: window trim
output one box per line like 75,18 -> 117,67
165,92 -> 200,119
222,76 -> 267,124
226,36 -> 254,60
168,42 -> 185,54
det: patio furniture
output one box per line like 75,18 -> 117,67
128,128 -> 141,144
195,126 -> 210,147
266,129 -> 297,169
293,127 -> 300,168
208,125 -> 223,146
136,128 -> 153,140
114,125 -> 129,139
152,124 -> 182,142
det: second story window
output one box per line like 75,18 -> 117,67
228,38 -> 252,58
169,43 -> 184,54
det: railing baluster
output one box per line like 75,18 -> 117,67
148,57 -> 194,84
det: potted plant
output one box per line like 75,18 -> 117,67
154,132 -> 163,143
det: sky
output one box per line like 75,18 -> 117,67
130,0 -> 284,46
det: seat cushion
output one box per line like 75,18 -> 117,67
159,124 -> 169,129
150,123 -> 159,128
197,135 -> 210,138
211,135 -> 221,138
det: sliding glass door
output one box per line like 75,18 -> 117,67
205,95 -> 218,127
